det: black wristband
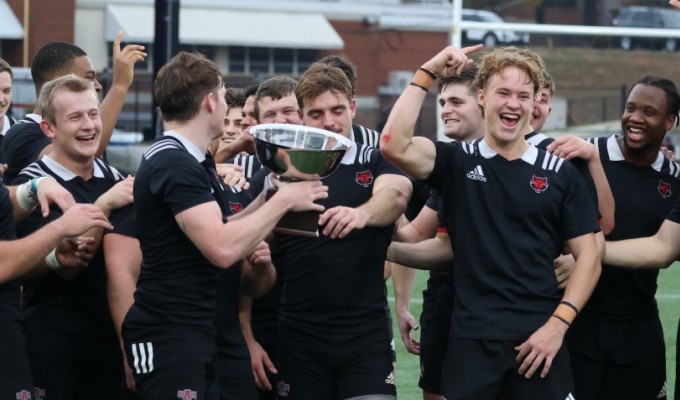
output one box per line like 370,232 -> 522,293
409,82 -> 428,93
419,67 -> 438,80
560,300 -> 579,315
551,314 -> 571,327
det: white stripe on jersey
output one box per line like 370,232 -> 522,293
144,139 -> 184,160
131,342 -> 154,375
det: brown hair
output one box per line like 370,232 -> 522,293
154,51 -> 223,123
225,87 -> 246,109
0,58 -> 12,78
295,63 -> 352,110
473,46 -> 545,96
254,75 -> 298,119
36,74 -> 96,125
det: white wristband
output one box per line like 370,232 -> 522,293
16,181 -> 38,211
45,248 -> 63,270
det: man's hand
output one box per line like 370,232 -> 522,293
95,177 -> 134,214
514,317 -> 568,379
110,31 -> 147,91
421,44 -> 483,78
0,163 -> 6,180
55,203 -> 113,237
319,206 -> 369,239
248,340 -> 277,391
216,163 -> 250,191
546,135 -> 596,161
271,177 -> 328,213
247,241 -> 272,272
397,308 -> 420,355
670,0 -> 680,11
554,254 -> 575,290
36,177 -> 76,217
55,236 -> 96,269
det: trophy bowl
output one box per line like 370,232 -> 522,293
252,123 -> 353,237
252,123 -> 352,181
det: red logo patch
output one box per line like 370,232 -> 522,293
356,170 -> 374,187
530,175 -> 549,193
658,180 -> 672,199
15,390 -> 31,400
177,389 -> 197,400
229,201 -> 243,214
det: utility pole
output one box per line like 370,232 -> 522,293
151,0 -> 179,140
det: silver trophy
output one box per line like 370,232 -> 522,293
253,123 -> 352,237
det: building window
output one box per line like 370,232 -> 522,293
227,47 -> 319,76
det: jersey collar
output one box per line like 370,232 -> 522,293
340,140 -> 357,165
606,134 -> 665,172
41,155 -> 105,181
479,138 -> 538,164
164,131 -> 206,163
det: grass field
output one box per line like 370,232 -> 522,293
387,263 -> 680,399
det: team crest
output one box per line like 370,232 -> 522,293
658,180 -> 672,199
15,391 -> 31,400
177,389 -> 197,400
229,201 -> 243,214
530,175 -> 549,193
356,170 -> 374,187
33,388 -> 45,400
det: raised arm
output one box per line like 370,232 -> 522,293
605,219 -> 680,269
97,32 -> 147,156
380,45 -> 481,179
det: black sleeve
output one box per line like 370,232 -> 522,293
106,204 -> 137,238
1,124 -> 51,183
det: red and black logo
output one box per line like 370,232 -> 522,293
177,389 -> 198,400
530,175 -> 549,193
229,201 -> 243,214
15,390 -> 31,400
658,180 -> 672,199
356,169 -> 374,188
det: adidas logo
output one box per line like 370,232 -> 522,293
657,381 -> 667,398
565,393 -> 575,400
466,166 -> 487,182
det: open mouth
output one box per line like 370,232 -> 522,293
76,135 -> 96,142
500,113 -> 520,128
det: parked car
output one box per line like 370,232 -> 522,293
461,9 -> 530,48
612,6 -> 680,51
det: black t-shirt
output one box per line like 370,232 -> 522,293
426,139 -> 600,340
275,143 -> 403,334
352,124 -> 381,149
1,116 -> 50,183
583,135 -> 680,320
0,185 -> 21,323
15,156 -> 129,327
125,135 -> 227,330
229,153 -> 263,182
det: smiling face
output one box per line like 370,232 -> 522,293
222,106 -> 243,145
440,82 -> 483,142
621,83 -> 674,155
302,90 -> 355,139
531,86 -> 552,132
64,56 -> 102,92
478,66 -> 534,147
257,93 -> 302,125
42,88 -> 102,164
0,71 -> 11,121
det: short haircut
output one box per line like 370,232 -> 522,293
317,55 -> 357,96
0,58 -> 12,78
244,84 -> 259,100
474,46 -> 545,96
295,63 -> 352,110
154,51 -> 223,123
254,75 -> 298,119
31,42 -> 87,94
542,70 -> 556,96
225,87 -> 246,109
439,65 -> 479,96
632,76 -> 680,121
36,74 -> 96,125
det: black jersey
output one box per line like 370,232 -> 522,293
275,143 -> 402,333
584,135 -> 680,320
426,139 -> 599,340
126,134 -> 227,330
525,131 -> 600,217
15,156 -> 128,325
229,153 -> 263,181
1,115 -> 49,183
352,124 -> 381,149
0,185 -> 21,323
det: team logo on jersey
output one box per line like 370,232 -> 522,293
177,389 -> 197,400
229,201 -> 243,214
466,166 -> 487,182
385,371 -> 396,385
658,180 -> 672,199
565,393 -> 575,400
356,169 -> 374,187
33,387 -> 45,400
530,175 -> 549,193
15,391 -> 31,400
657,381 -> 667,398
277,381 -> 290,397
